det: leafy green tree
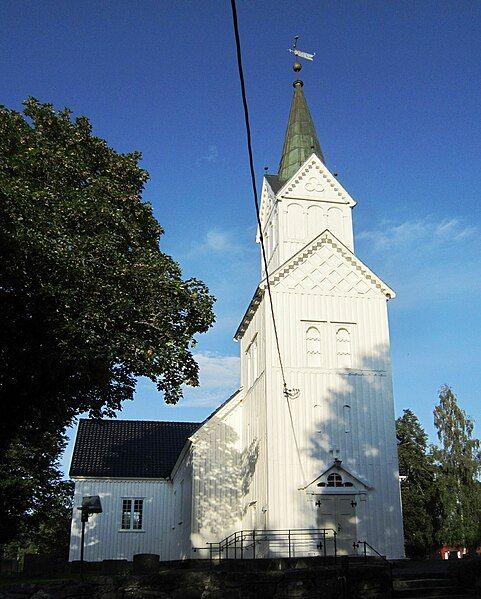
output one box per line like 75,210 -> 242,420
396,409 -> 438,558
0,98 -> 215,453
432,385 -> 481,548
0,432 -> 73,552
0,98 -> 215,545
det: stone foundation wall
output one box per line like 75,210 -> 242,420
0,557 -> 392,599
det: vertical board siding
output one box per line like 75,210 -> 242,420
190,396 -> 244,551
170,449 -> 195,559
69,479 -> 174,562
261,282 -> 404,558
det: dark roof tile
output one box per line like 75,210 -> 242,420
70,419 -> 200,479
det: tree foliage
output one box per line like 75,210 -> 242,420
0,98 -> 215,457
0,98 -> 215,547
432,385 -> 481,548
398,387 -> 481,556
0,432 -> 73,551
396,409 -> 437,558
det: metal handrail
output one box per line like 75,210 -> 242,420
355,540 -> 393,592
198,528 -> 338,561
355,540 -> 385,559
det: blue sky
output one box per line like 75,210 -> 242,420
1,0 -> 480,473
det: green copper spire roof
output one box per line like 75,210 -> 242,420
277,79 -> 325,183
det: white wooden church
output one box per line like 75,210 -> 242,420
69,72 -> 405,562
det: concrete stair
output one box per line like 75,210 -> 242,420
393,575 -> 474,598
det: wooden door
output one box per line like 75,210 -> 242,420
315,495 -> 357,555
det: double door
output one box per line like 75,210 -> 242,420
315,495 -> 357,555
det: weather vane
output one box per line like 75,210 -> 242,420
288,35 -> 315,71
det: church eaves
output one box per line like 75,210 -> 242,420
277,80 -> 325,183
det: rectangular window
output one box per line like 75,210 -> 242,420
121,498 -> 143,530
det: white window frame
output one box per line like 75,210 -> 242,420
331,322 -> 356,369
120,497 -> 145,532
302,321 -> 327,368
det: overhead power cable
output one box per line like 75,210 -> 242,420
230,0 -> 306,484
229,0 -> 287,392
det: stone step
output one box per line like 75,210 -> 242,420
392,576 -> 473,599
394,592 -> 470,599
394,596 -> 473,599
394,578 -> 457,590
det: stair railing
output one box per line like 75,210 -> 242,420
354,540 -> 393,592
196,528 -> 338,561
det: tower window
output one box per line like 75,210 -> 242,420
327,206 -> 343,238
306,326 -> 321,367
336,328 -> 351,368
287,203 -> 304,239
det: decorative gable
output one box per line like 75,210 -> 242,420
258,177 -> 277,234
278,154 -> 356,207
265,230 -> 395,299
301,459 -> 372,495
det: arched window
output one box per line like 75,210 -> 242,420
287,203 -> 305,239
336,328 -> 351,368
343,404 -> 351,433
306,326 -> 321,367
327,473 -> 343,487
308,205 -> 323,239
327,207 -> 343,238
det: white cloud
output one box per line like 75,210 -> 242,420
179,351 -> 240,408
357,217 -> 476,253
195,351 -> 240,389
357,215 -> 481,308
188,227 -> 257,259
205,229 -> 233,251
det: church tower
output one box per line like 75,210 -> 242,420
235,69 -> 404,559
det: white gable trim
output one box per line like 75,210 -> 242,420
259,177 -> 277,231
300,459 -> 372,494
277,154 -> 357,207
234,229 -> 395,339
234,287 -> 264,340
261,229 -> 395,299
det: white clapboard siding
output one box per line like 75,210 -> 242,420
189,393 -> 244,553
69,479 -> 175,562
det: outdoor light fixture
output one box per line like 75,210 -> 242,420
77,495 -> 102,576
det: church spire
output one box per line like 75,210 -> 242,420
277,78 -> 325,183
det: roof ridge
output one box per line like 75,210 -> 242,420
78,418 -> 201,425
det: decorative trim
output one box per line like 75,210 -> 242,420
300,459 -> 373,492
262,230 -> 395,298
277,154 -> 357,207
234,229 -> 394,339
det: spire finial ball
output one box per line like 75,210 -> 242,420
293,61 -> 302,72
